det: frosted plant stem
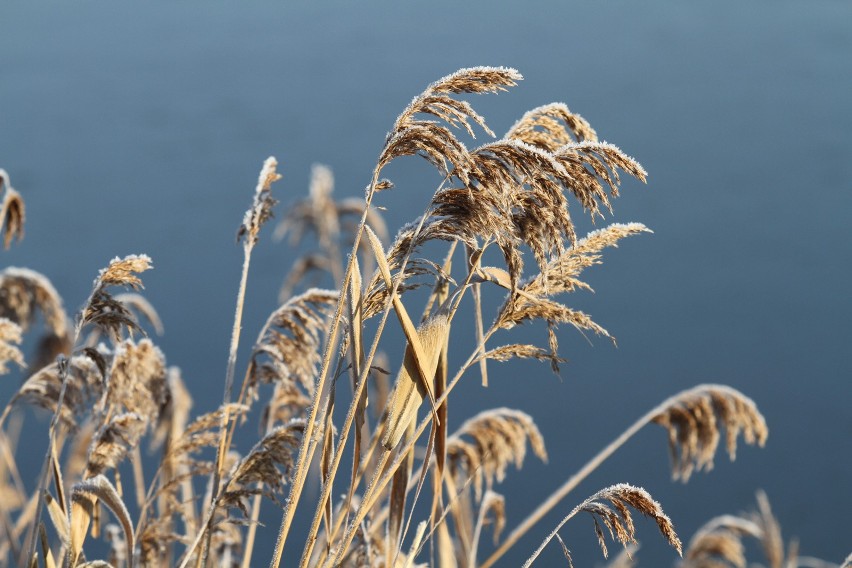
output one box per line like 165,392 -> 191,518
327,328 -> 493,567
268,172 -> 380,568
298,181 -> 451,568
199,240 -> 254,568
22,279 -> 96,568
520,499 -> 585,568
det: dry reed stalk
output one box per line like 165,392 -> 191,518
521,484 -> 681,567
481,384 -> 767,568
326,245 -> 546,563
234,288 -> 337,566
316,238 -> 493,568
197,157 -> 279,566
325,327 -> 505,567
275,68 -> 523,568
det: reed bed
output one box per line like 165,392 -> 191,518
0,69 -> 841,567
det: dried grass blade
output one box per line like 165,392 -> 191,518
396,418 -> 437,567
38,523 -> 56,568
472,281 -> 488,387
0,170 -> 25,249
387,424 -> 415,566
347,256 -> 368,519
469,491 -> 506,567
70,475 -> 134,568
365,225 -> 441,442
49,445 -> 66,517
402,520 -> 428,568
366,225 -> 439,416
381,316 -> 449,451
436,521 -> 457,568
321,385 -> 336,546
43,493 -> 68,545
433,310 -> 450,486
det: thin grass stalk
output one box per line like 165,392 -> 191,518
1,504 -> 19,564
239,475 -> 266,568
318,241 -> 487,567
130,447 -> 145,509
22,274 -> 100,567
519,501 -> 585,568
324,450 -> 392,567
467,492 -> 494,568
199,237 -> 255,568
298,191 -> 449,568
239,390 -> 278,568
268,170 -> 381,568
328,318 -> 495,567
0,432 -> 27,500
409,471 -> 481,564
213,248 -> 254,479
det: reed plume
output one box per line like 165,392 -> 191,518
0,318 -> 24,374
682,491 -> 838,568
447,408 -> 547,502
522,484 -> 681,567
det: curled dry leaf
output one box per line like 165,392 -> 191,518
0,168 -> 25,249
70,475 -> 133,568
381,313 -> 450,451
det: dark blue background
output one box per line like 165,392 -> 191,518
2,2 -> 850,564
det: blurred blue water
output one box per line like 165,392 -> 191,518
1,1 -> 850,564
